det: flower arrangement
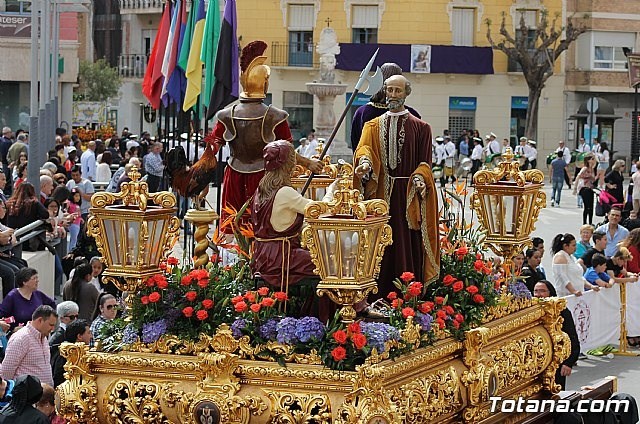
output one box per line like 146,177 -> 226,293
72,124 -> 116,143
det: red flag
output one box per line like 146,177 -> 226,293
142,1 -> 172,109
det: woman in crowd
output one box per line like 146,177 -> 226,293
12,162 -> 27,190
10,152 -> 27,182
604,159 -> 626,204
574,154 -> 597,225
96,151 -> 113,183
107,138 -> 123,164
6,182 -> 49,232
89,256 -> 104,292
90,293 -> 118,342
532,281 -> 580,390
67,188 -> 82,251
64,147 -> 77,175
551,233 -> 600,297
595,141 -> 610,188
0,268 -> 55,327
513,252 -> 525,274
44,198 -> 66,241
63,263 -> 99,321
574,224 -> 594,260
0,200 -> 26,298
521,248 -> 544,293
620,228 -> 640,273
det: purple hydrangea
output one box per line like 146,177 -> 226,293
415,312 -> 433,332
122,324 -> 139,344
294,317 -> 325,343
259,318 -> 279,341
141,319 -> 167,344
360,322 -> 400,353
231,318 -> 248,338
508,281 -> 532,299
276,317 -> 299,344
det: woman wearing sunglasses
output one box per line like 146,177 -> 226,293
90,293 -> 118,344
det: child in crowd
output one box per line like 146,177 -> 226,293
583,254 -> 613,289
68,189 -> 82,251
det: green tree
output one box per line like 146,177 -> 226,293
74,59 -> 121,101
486,10 -> 587,139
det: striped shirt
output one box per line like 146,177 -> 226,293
0,323 -> 53,386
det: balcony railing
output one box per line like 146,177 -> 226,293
119,0 -> 163,12
270,42 -> 318,68
119,54 -> 149,79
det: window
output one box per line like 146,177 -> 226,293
141,29 -> 155,56
284,91 -> 314,142
594,46 -> 627,70
2,0 -> 31,14
351,5 -> 378,44
287,4 -> 314,67
588,31 -> 636,71
452,8 -> 474,46
508,10 -> 537,72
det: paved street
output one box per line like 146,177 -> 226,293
176,181 -> 640,398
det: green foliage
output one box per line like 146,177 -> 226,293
74,59 -> 121,101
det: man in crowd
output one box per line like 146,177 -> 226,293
557,140 -> 572,189
51,318 -> 91,388
39,175 -> 54,204
66,165 -> 95,221
578,232 -> 608,270
0,305 -> 58,386
595,206 -> 629,258
80,140 -> 96,182
143,142 -> 164,192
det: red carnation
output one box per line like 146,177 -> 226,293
455,313 -> 465,323
473,294 -> 485,304
436,318 -> 446,329
348,322 -> 361,334
182,306 -> 194,318
257,287 -> 270,296
466,285 -> 479,295
331,346 -> 347,361
145,277 -> 155,287
148,292 -> 161,303
167,257 -> 179,266
452,281 -> 464,293
476,253 -> 482,260
419,302 -> 433,314
391,298 -> 404,309
400,272 -> 415,283
250,303 -> 261,313
387,292 -> 398,301
352,333 -> 367,350
442,274 -> 456,286
196,310 -> 208,321
333,330 -> 348,344
140,296 -> 149,305
274,291 -> 288,302
444,305 -> 455,315
261,297 -> 275,307
180,276 -> 192,286
402,307 -> 415,318
156,277 -> 169,290
435,296 -> 445,305
452,320 -> 461,329
197,278 -> 209,289
474,260 -> 484,271
159,262 -> 167,272
455,245 -> 468,257
202,299 -> 214,310
231,295 -> 244,305
408,282 -> 423,297
185,291 -> 197,302
192,269 -> 209,280
436,310 -> 447,319
234,301 -> 248,313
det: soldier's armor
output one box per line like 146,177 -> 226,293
217,102 -> 289,173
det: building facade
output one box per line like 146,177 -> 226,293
117,0 -> 566,158
0,2 -> 80,132
565,0 -> 640,161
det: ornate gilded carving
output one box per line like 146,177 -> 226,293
104,380 -> 171,423
184,209 -> 220,268
266,392 -> 332,423
400,316 -> 422,350
389,366 -> 462,423
57,343 -> 99,423
483,293 -> 537,322
539,297 -> 571,394
335,363 -> 399,424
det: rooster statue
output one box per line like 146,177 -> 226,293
165,136 -> 218,208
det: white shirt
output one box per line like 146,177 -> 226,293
80,150 -> 96,181
633,171 -> 640,200
558,146 -> 571,164
443,141 -> 456,167
96,163 -> 111,182
552,250 -> 587,297
487,139 -> 500,155
577,143 -> 591,153
471,144 -> 483,160
434,144 -> 446,165
526,146 -> 537,162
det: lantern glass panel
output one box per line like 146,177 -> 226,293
103,218 -> 122,267
146,219 -> 166,266
364,227 -> 379,276
482,194 -> 499,235
503,195 -> 518,236
340,230 -> 358,278
125,221 -> 141,266
319,228 -> 338,277
315,188 -> 327,201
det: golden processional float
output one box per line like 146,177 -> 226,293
55,148 -> 572,424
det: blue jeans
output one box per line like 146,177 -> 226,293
552,178 -> 564,204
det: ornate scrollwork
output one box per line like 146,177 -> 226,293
363,199 -> 389,217
473,148 -> 542,188
57,343 -> 99,423
400,316 -> 422,350
104,380 -> 171,423
335,363 -> 399,424
389,366 -> 462,423
266,392 -> 332,423
539,297 -> 571,394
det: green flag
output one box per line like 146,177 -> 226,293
177,0 -> 196,76
201,0 -> 221,118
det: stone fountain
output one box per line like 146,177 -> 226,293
306,27 -> 350,161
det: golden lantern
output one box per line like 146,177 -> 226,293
86,167 -> 181,295
301,163 -> 392,323
470,147 -> 545,270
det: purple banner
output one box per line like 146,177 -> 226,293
336,43 -> 494,75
